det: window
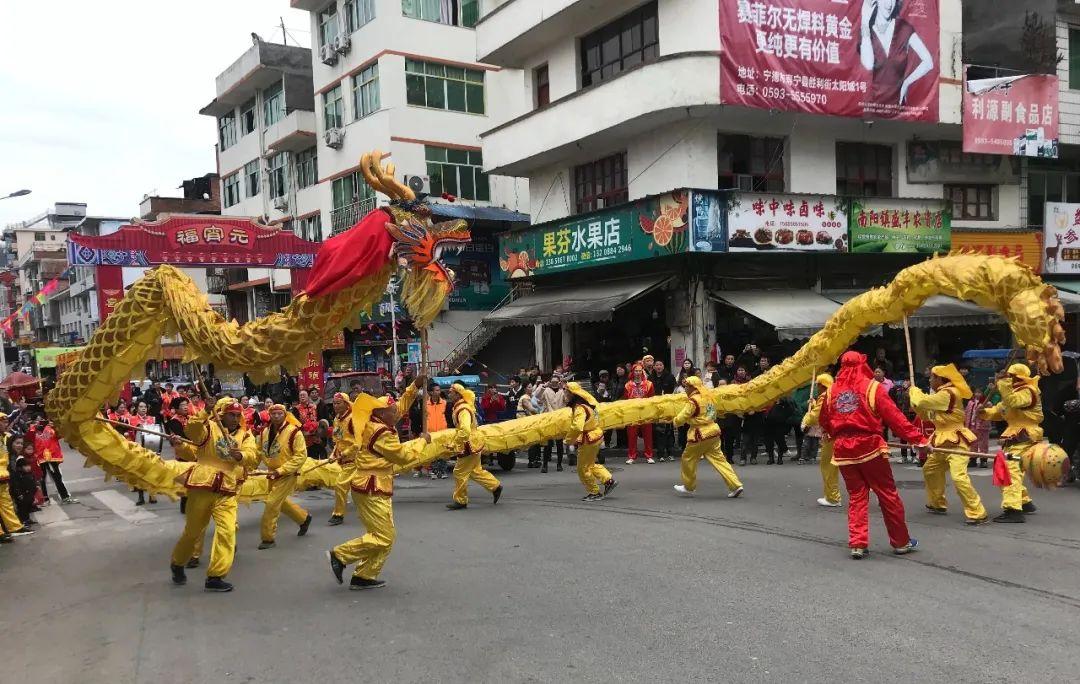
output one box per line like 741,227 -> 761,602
318,3 -> 339,47
345,0 -> 375,31
244,160 -> 260,197
332,172 -> 375,211
223,173 -> 241,208
402,0 -> 477,27
425,146 -> 489,201
240,98 -> 257,135
352,63 -> 380,120
946,184 -> 995,221
574,152 -> 628,213
324,84 -> 344,129
718,134 -> 785,192
296,147 -> 318,189
1070,29 -> 1080,90
836,142 -> 893,197
297,215 -> 323,242
268,152 -> 288,199
534,64 -> 550,108
580,2 -> 658,88
218,112 -> 237,150
405,59 -> 485,114
1026,169 -> 1080,227
34,232 -> 45,241
263,81 -> 285,128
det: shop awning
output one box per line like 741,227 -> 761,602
825,290 -> 1080,328
712,290 -> 881,341
1046,279 -> 1080,295
484,275 -> 670,327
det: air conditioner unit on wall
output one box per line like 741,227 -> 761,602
334,33 -> 351,54
403,174 -> 430,196
324,127 -> 345,149
320,43 -> 338,65
736,174 -> 754,192
273,196 -> 289,212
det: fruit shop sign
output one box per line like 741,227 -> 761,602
726,192 -> 848,252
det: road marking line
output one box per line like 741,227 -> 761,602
33,503 -> 70,525
91,490 -> 159,523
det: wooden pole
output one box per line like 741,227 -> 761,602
95,417 -> 195,445
809,367 -> 817,400
902,315 -> 916,387
419,328 -> 429,431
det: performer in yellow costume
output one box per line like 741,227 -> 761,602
564,382 -> 618,502
980,364 -> 1041,523
169,398 -> 259,591
909,364 -> 988,525
328,393 -> 433,590
329,379 -> 423,525
801,374 -> 841,507
446,383 -> 503,510
256,404 -> 313,548
672,376 -> 744,498
0,414 -> 34,541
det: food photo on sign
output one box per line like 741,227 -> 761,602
725,192 -> 848,252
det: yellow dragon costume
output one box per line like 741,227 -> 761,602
46,152 -> 1072,504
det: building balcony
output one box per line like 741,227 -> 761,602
199,40 -> 312,116
266,109 -> 318,152
289,0 -> 324,10
482,53 -> 720,176
477,0 -> 639,66
330,198 -> 378,236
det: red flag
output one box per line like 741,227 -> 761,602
302,209 -> 394,299
992,450 -> 1011,487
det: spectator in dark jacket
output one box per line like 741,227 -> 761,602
764,396 -> 794,464
651,360 -> 678,462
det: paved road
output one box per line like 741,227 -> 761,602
4,448 -> 1080,683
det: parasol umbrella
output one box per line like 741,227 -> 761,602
0,371 -> 41,389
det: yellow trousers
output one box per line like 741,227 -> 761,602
260,476 -> 309,542
0,486 -> 25,534
1001,456 -> 1032,511
331,463 -> 356,518
171,489 -> 237,578
576,442 -> 612,495
452,453 -> 501,505
333,493 -> 395,580
922,451 -> 987,520
820,440 -> 841,504
680,437 -> 742,492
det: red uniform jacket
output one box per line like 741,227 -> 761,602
624,379 -> 655,400
820,374 -> 925,465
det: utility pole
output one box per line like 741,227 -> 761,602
387,277 -> 398,379
0,283 -> 9,379
280,17 -> 288,45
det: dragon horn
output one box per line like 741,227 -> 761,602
371,155 -> 416,202
360,150 -> 387,196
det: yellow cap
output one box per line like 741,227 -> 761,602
930,364 -> 972,400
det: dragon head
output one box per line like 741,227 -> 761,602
360,151 -> 473,328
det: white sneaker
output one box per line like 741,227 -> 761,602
673,484 -> 693,497
817,497 -> 842,507
429,473 -> 437,480
61,497 -> 79,505
625,459 -> 634,464
728,486 -> 744,498
646,458 -> 656,464
10,529 -> 34,537
412,472 -> 421,478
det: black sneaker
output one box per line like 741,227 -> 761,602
185,557 -> 200,569
965,515 -> 990,526
492,485 -> 503,505
924,505 -> 948,515
349,577 -> 386,591
739,458 -> 747,466
297,514 -> 312,537
171,564 -> 187,585
327,550 -> 345,585
0,534 -> 12,544
446,502 -> 467,510
993,508 -> 1025,523
581,493 -> 602,502
135,498 -> 145,506
327,515 -> 344,526
556,465 -> 563,472
603,479 -> 618,497
540,466 -> 548,473
258,540 -> 276,550
850,548 -> 868,560
204,577 -> 233,592
1022,502 -> 1037,514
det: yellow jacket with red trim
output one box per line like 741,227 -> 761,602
672,393 -> 721,443
565,403 -> 604,446
257,422 -> 308,476
181,411 -> 259,495
350,419 -> 430,496
909,384 -> 976,447
451,399 -> 484,455
980,379 -> 1044,443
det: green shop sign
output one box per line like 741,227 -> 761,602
497,192 -> 688,279
849,199 -> 951,254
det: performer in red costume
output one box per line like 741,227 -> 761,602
624,364 -> 655,464
819,351 -> 928,559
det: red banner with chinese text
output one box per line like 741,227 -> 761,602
951,231 -> 1043,274
721,0 -> 940,121
962,70 -> 1059,157
96,266 -> 124,322
297,351 -> 324,394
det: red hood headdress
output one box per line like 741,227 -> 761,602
834,351 -> 874,387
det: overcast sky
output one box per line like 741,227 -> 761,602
0,1 -> 311,227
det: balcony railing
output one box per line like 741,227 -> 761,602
330,198 -> 377,236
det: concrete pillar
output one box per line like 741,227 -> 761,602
560,323 -> 573,368
533,324 -> 549,371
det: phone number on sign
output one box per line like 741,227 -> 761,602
753,85 -> 828,106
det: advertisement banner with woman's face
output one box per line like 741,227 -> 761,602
721,0 -> 940,121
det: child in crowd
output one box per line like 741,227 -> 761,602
11,456 -> 39,527
965,387 -> 991,469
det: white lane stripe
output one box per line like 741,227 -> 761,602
33,503 -> 70,525
91,490 -> 159,523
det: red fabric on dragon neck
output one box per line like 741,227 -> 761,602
301,209 -> 395,298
